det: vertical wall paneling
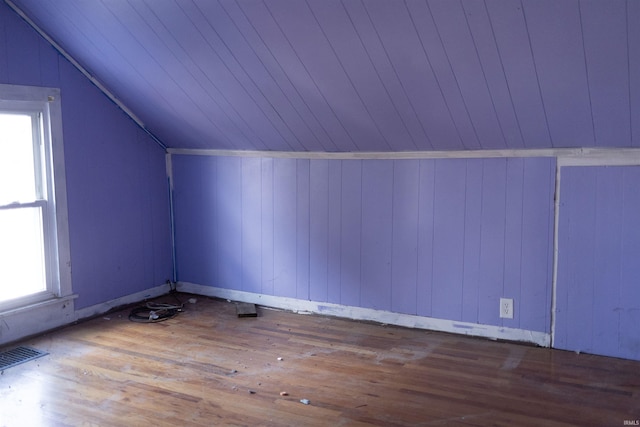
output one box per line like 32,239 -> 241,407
460,159 -> 483,324
326,160 -> 342,304
592,169 -> 623,354
273,158 -> 297,297
503,158 -> 525,328
619,171 -> 640,357
360,160 -> 393,311
391,160 -> 420,315
416,159 -> 436,317
309,160 -> 329,302
216,157 -> 242,290
431,159 -> 466,320
630,0 -> 640,147
260,158 -> 275,295
556,166 -> 640,360
296,159 -> 310,299
580,0 -> 631,147
173,156 -> 208,285
241,157 -> 262,293
173,155 -> 555,334
477,159 -> 507,326
339,160 -> 362,306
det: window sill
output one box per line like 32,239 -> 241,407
0,294 -> 78,345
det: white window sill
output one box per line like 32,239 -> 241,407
0,294 -> 77,345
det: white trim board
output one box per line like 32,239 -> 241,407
168,146 -> 640,162
74,283 -> 171,321
178,282 -> 551,347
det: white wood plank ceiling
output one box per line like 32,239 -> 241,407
8,0 -> 640,152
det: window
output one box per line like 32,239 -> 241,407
0,112 -> 49,305
0,84 -> 73,342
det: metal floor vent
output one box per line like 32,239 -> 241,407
0,346 -> 48,371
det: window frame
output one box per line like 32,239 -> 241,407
0,84 -> 74,341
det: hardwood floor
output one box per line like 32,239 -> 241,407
1,294 -> 638,426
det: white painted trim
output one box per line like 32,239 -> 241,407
74,283 -> 171,321
168,147 -> 565,159
557,148 -> 640,166
0,295 -> 76,345
178,282 -> 551,347
167,146 -> 640,161
47,88 -> 73,300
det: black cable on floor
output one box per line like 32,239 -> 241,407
128,293 -> 184,323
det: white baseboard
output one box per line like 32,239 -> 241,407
178,282 -> 550,347
74,283 -> 171,321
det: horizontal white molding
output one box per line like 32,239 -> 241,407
169,147 -> 563,159
558,148 -> 640,166
74,283 -> 170,321
168,146 -> 640,163
0,295 -> 77,345
178,282 -> 550,347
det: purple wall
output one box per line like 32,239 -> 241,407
0,3 -> 172,309
556,166 -> 640,360
173,155 -> 555,332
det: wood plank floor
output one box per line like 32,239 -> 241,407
1,294 -> 639,426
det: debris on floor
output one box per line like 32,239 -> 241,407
280,391 -> 289,396
236,302 -> 258,317
300,399 -> 310,405
188,298 -> 197,304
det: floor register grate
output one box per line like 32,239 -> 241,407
0,346 -> 48,371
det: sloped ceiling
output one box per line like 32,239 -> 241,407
8,0 -> 640,152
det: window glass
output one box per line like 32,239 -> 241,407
0,113 -> 38,205
0,207 -> 46,300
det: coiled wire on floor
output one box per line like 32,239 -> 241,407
128,293 -> 184,323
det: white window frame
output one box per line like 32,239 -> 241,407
0,84 -> 75,344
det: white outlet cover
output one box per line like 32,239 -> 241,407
500,298 -> 514,319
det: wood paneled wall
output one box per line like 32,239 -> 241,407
557,166 -> 640,360
173,155 -> 555,333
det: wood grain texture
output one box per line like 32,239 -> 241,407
1,294 -> 638,426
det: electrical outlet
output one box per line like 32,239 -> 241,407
500,298 -> 514,319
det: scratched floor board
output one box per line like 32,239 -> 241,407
0,294 -> 638,426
